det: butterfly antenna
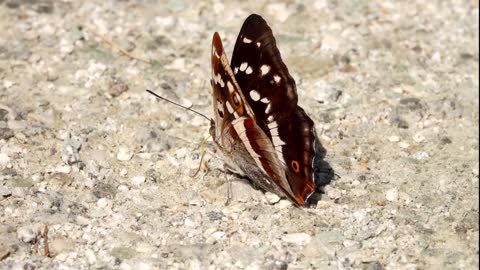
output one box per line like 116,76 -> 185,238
146,89 -> 211,121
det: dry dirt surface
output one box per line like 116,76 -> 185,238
0,1 -> 478,269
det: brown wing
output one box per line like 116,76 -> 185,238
211,32 -> 311,205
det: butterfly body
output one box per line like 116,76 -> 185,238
210,14 -> 317,206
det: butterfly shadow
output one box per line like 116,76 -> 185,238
307,138 -> 334,205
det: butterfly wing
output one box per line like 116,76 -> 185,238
211,32 -> 302,204
210,32 -> 254,140
230,14 -> 316,205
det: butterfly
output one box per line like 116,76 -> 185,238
210,14 -> 318,206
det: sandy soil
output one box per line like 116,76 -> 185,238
0,0 -> 478,269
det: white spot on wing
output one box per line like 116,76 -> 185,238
212,47 -> 219,58
272,136 -> 286,146
242,37 -> 252,43
249,90 -> 260,101
260,97 -> 270,104
274,75 -> 281,83
245,66 -> 253,74
240,62 -> 248,72
270,128 -> 279,136
256,42 -> 261,47
265,103 -> 272,114
268,121 -> 278,129
226,102 -> 234,113
234,67 -> 239,74
267,115 -> 274,122
260,65 -> 270,76
214,73 -> 225,88
227,81 -> 234,93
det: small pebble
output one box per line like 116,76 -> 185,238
264,192 -> 281,204
97,198 -> 109,208
0,128 -> 14,140
413,133 -> 426,143
0,153 -> 10,167
49,237 -> 75,256
388,136 -> 400,142
165,58 -> 186,70
385,188 -> 399,202
413,151 -> 430,160
0,187 -> 12,199
212,231 -> 225,239
282,233 -> 311,245
85,249 -> 96,264
117,147 -> 133,161
108,78 -> 129,97
55,164 -> 72,174
325,187 -> 342,200
398,142 -> 410,149
131,175 -> 146,186
275,199 -> 293,209
3,81 -> 14,89
17,226 -> 38,243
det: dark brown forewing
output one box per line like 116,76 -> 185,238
230,15 -> 316,204
230,14 -> 298,125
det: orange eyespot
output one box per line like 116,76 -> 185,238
291,160 -> 300,173
230,92 -> 244,115
232,92 -> 241,106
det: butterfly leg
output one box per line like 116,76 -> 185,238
191,150 -> 206,177
223,163 -> 232,206
191,134 -> 211,177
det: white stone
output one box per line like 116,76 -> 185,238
413,133 -> 426,143
385,188 -> 399,202
97,198 -> 109,208
325,187 -> 342,200
119,263 -> 133,270
3,80 -> 14,89
17,226 -> 38,243
264,192 -> 281,204
131,175 -> 146,186
85,249 -> 96,264
388,136 -> 400,142
282,233 -> 311,245
413,151 -> 430,160
353,209 -> 367,221
118,185 -> 129,191
398,142 -> 410,149
55,164 -> 72,174
0,153 -> 10,168
212,231 -> 225,239
184,218 -> 197,228
165,58 -> 186,70
135,262 -> 152,270
275,199 -> 293,209
117,147 -> 133,161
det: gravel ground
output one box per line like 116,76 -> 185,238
0,1 -> 478,269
